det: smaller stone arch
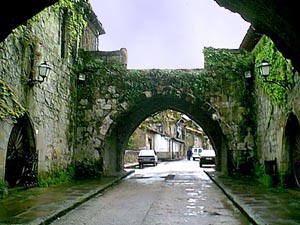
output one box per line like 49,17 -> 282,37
101,95 -> 229,175
4,113 -> 38,188
283,113 -> 300,188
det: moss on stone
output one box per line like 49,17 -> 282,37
0,80 -> 25,121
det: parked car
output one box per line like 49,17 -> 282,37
138,149 -> 158,168
192,147 -> 203,160
199,149 -> 216,167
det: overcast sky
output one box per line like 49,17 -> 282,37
89,0 -> 250,69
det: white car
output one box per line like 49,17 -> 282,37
199,149 -> 216,167
138,149 -> 158,168
192,147 -> 203,160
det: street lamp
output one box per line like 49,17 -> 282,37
244,70 -> 252,79
257,60 -> 293,90
211,113 -> 218,121
29,61 -> 51,86
257,61 -> 271,80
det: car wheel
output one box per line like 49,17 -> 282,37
200,163 -> 202,167
139,163 -> 143,169
193,158 -> 195,161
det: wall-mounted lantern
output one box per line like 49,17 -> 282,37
29,61 -> 51,86
244,70 -> 252,79
211,113 -> 218,121
78,73 -> 86,81
258,61 -> 271,79
258,60 -> 293,90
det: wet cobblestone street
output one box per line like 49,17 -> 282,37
0,160 -> 300,224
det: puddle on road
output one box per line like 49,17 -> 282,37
185,188 -> 195,192
128,174 -> 167,183
187,192 -> 198,197
186,205 -> 196,209
129,173 -> 176,181
164,174 -> 176,180
187,198 -> 197,203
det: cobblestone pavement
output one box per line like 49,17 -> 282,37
205,171 -> 300,225
0,166 -> 300,225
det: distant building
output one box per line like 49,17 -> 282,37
129,113 -> 212,160
185,124 -> 213,150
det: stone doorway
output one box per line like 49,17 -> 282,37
285,113 -> 300,188
4,114 -> 38,188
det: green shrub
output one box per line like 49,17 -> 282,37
38,165 -> 75,187
0,180 -> 8,199
257,174 -> 273,187
253,162 -> 274,188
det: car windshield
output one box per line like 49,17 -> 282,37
193,148 -> 202,153
139,149 -> 155,156
201,150 -> 215,156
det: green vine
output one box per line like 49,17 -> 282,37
203,47 -> 256,138
125,69 -> 209,103
21,0 -> 89,52
53,0 -> 89,45
203,47 -> 253,96
77,49 -> 255,136
253,36 -> 294,106
77,58 -> 210,105
0,80 -> 25,121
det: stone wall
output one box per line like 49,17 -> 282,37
256,77 -> 300,174
0,7 -> 74,177
252,36 -> 300,184
0,1 -> 100,180
75,49 -> 128,175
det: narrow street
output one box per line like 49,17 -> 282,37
50,159 -> 251,225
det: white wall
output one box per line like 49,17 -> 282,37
154,134 -> 168,152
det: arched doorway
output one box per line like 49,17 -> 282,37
285,113 -> 300,188
5,114 -> 38,188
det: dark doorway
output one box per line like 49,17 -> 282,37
5,114 -> 38,188
285,113 -> 300,188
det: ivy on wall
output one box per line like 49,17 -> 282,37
203,47 -> 253,97
53,0 -> 89,45
77,48 -> 254,117
253,36 -> 295,106
0,80 -> 25,121
203,47 -> 256,137
20,0 -> 89,57
77,58 -> 210,106
0,0 -> 92,122
125,69 -> 209,103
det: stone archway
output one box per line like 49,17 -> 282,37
4,113 -> 38,188
75,62 -> 251,177
284,113 -> 300,188
102,96 -> 229,175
